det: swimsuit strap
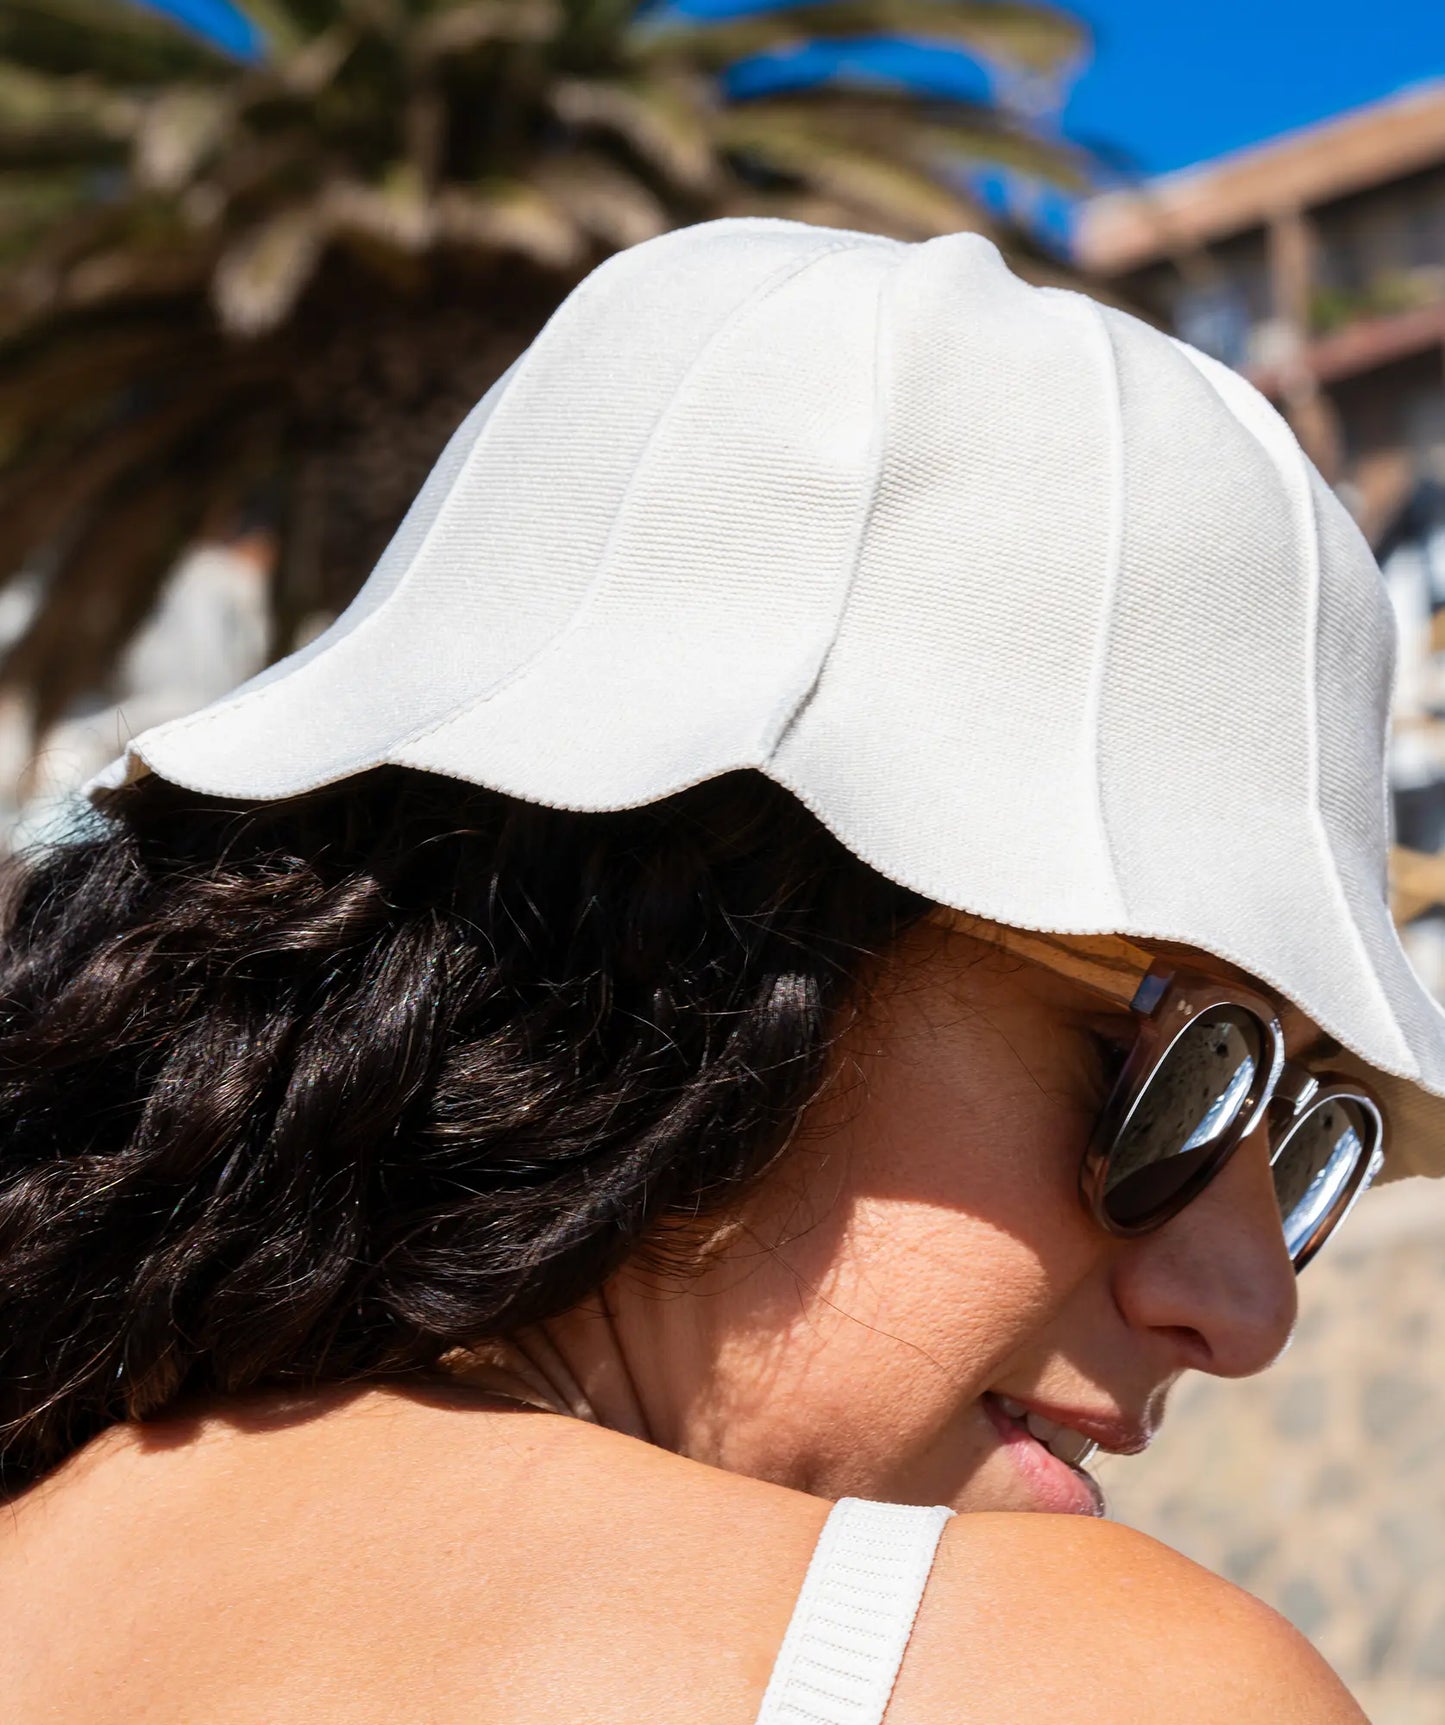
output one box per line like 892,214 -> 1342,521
753,1496 -> 956,1725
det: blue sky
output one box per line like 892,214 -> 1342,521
1064,0 -> 1445,177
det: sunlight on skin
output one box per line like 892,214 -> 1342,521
519,923 -> 1319,1514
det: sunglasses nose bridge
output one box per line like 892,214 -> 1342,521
1266,1060 -> 1319,1122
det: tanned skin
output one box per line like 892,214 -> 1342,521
0,927 -> 1366,1724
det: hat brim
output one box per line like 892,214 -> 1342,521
85,218 -> 1445,1181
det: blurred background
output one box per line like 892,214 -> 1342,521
0,0 -> 1442,1715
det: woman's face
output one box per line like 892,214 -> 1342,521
590,920 -> 1314,1514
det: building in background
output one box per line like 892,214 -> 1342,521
1078,79 -> 1445,990
1076,86 -> 1445,1725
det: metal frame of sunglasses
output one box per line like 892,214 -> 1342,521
923,909 -> 1386,1271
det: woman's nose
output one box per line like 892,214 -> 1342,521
1111,1125 -> 1299,1378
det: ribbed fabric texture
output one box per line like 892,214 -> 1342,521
752,1497 -> 955,1725
87,216 -> 1445,1179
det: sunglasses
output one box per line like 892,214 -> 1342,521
925,911 -> 1387,1272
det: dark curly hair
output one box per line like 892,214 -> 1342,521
0,765 -> 930,1494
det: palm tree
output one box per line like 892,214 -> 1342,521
0,0 -> 1090,738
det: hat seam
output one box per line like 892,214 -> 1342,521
1294,432 -> 1422,1080
1079,299 -> 1132,928
363,234 -> 890,770
1162,337 -> 1423,1086
757,244 -> 906,767
102,225 -> 822,771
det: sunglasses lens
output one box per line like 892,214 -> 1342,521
1101,1008 -> 1266,1229
1272,1096 -> 1374,1261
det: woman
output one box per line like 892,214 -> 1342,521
0,218 -> 1436,1722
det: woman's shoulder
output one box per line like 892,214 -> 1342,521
0,1386 -> 1364,1725
890,1510 -> 1367,1725
0,1380 -> 830,1725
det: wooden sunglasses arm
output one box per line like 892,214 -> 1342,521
922,906 -> 1162,1011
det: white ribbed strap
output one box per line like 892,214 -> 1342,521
752,1496 -> 956,1725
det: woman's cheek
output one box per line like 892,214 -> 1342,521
884,1076 -> 1110,1368
881,1072 -> 1095,1260
812,967 -> 1112,1383
836,1195 -> 1070,1388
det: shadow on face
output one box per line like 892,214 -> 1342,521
651,919 -> 1302,1508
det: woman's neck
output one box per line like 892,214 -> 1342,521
437,1326 -> 608,1425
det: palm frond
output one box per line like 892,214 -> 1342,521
2,464 -> 204,734
134,85 -> 236,191
2,189 -> 216,336
718,111 -> 988,236
413,0 -> 562,56
433,180 -> 585,268
547,74 -> 722,194
273,21 -> 356,92
0,63 -> 138,169
0,160 -> 107,244
632,0 -> 1087,76
323,170 -> 436,252
530,150 -> 669,248
0,0 -> 232,84
728,86 -> 1091,189
222,0 -> 311,57
0,381 -> 238,585
212,199 -> 329,333
62,236 -> 213,309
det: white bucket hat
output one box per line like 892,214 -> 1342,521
90,216 -> 1445,1180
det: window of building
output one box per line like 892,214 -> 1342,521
1174,282 -> 1252,368
1406,194 -> 1445,270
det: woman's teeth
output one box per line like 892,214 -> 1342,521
996,1395 -> 1099,1469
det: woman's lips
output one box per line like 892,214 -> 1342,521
981,1392 -> 1106,1517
